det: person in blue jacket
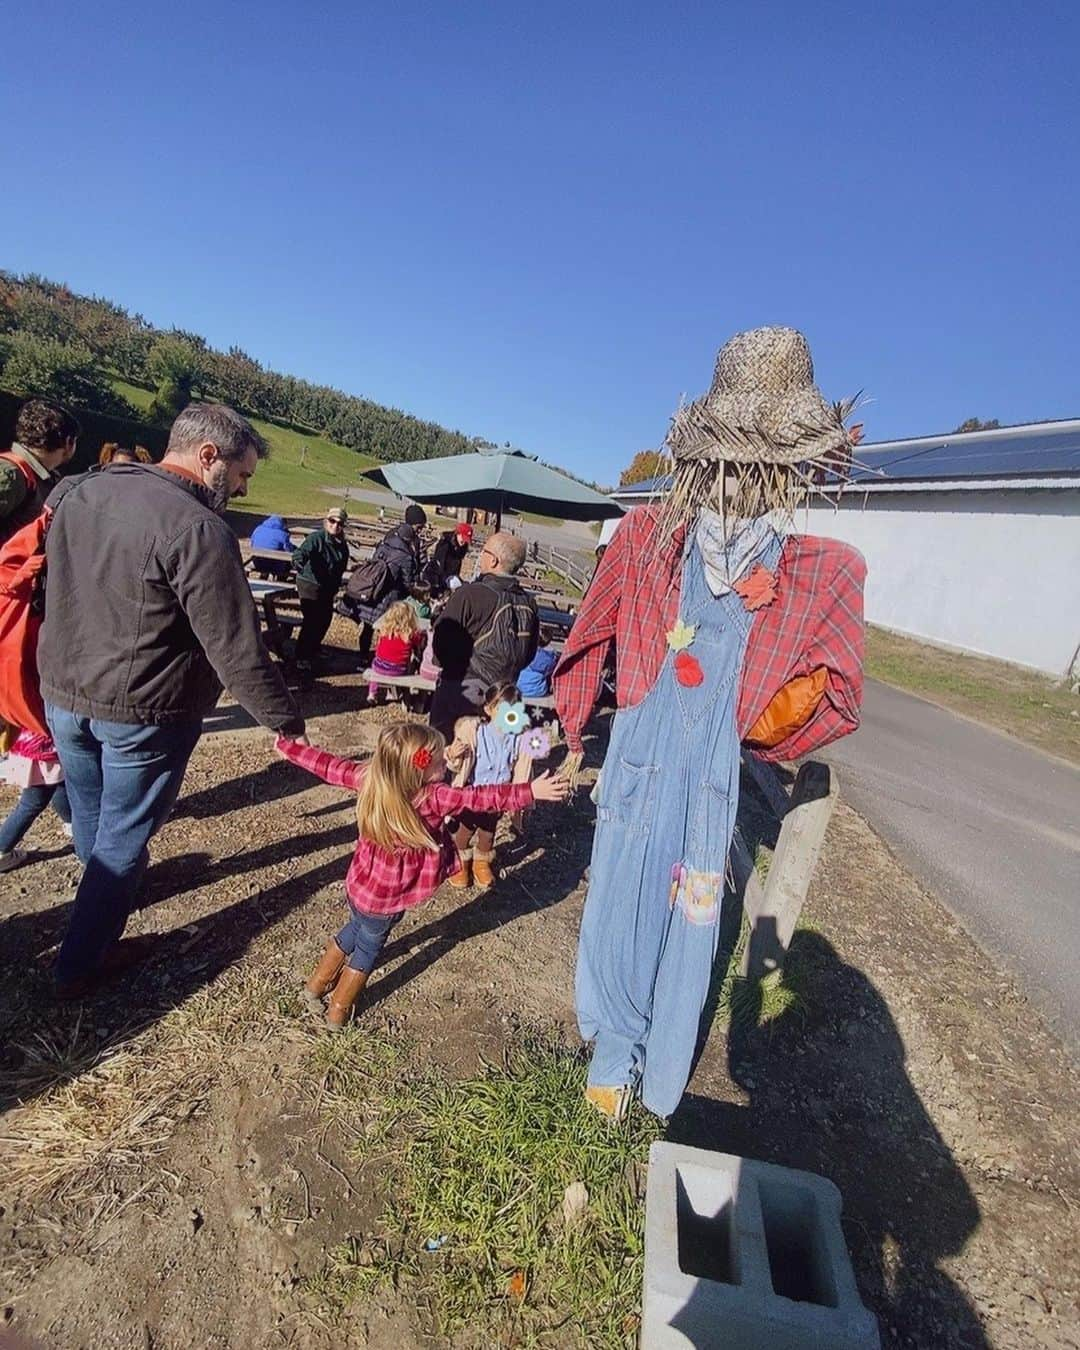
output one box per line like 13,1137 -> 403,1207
517,635 -> 558,697
250,514 -> 292,579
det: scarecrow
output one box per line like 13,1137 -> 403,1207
553,326 -> 867,1120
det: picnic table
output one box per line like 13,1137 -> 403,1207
361,666 -> 557,718
248,578 -> 300,658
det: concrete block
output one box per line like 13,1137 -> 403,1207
642,1142 -> 879,1349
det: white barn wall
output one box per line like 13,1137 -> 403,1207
801,488 -> 1080,676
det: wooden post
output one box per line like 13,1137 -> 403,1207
739,759 -> 838,982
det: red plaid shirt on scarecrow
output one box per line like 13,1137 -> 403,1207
275,738 -> 534,915
554,506 -> 865,760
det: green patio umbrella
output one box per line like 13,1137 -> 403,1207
362,449 -> 622,529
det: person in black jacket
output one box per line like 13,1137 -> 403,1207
38,403 -> 305,998
292,506 -> 351,675
422,521 -> 473,594
349,504 -> 427,662
429,531 -> 539,736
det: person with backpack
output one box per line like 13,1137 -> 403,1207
429,531 -> 539,737
341,505 -> 427,663
0,400 -> 80,544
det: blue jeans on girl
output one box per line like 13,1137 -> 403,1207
0,782 -> 72,854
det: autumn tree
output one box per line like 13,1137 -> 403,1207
953,417 -> 1000,433
620,450 -> 669,486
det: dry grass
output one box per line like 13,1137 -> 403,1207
0,964 -> 309,1208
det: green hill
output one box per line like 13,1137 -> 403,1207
111,380 -> 384,517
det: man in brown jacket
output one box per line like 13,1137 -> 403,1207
38,403 -> 305,996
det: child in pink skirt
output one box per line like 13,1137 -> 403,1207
0,729 -> 73,872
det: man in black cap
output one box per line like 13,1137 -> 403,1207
348,503 -> 428,663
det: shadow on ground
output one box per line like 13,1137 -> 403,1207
669,928 -> 989,1348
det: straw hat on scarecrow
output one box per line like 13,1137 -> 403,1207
659,325 -> 862,539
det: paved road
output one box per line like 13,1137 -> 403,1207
822,680 -> 1080,1054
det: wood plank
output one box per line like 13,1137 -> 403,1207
740,761 -> 837,981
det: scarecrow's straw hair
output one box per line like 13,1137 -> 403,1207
655,395 -> 866,548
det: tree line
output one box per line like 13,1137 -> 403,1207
0,271 -> 480,461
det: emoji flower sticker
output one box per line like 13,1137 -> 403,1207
494,700 -> 528,734
523,728 -> 551,760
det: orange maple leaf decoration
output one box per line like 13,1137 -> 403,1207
732,564 -> 779,613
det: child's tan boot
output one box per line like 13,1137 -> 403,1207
326,967 -> 369,1030
472,851 -> 496,889
448,849 -> 472,889
302,939 -> 347,1013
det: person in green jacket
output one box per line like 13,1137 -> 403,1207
292,506 -> 351,674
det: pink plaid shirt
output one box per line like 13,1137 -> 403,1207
554,506 -> 865,761
276,738 -> 534,915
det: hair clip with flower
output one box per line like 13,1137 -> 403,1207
412,746 -> 433,770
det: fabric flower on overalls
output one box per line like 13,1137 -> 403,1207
667,619 -> 704,686
666,619 -> 697,651
522,728 -> 551,760
669,862 -> 722,926
731,563 -> 779,612
494,700 -> 528,735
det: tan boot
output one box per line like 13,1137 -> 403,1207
448,849 -> 472,889
472,851 -> 495,889
302,939 -> 347,1013
326,967 -> 369,1030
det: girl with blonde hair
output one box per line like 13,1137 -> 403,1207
367,600 -> 425,702
276,722 -> 568,1028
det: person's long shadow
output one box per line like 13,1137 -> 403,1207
667,930 -> 989,1348
170,758 -> 314,820
0,832 -> 357,1113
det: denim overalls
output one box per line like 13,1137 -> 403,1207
576,523 -> 783,1117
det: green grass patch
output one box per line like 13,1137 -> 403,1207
307,1031 -> 663,1348
538,568 -> 584,599
514,509 -> 564,526
866,626 -> 1080,765
112,379 -> 384,519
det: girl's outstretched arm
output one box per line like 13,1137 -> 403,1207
275,736 -> 365,790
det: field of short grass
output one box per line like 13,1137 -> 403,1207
113,381 -> 383,518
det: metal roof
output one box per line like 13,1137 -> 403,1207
850,419 -> 1080,484
611,419 -> 1080,500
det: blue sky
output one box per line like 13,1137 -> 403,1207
2,1 -> 1077,484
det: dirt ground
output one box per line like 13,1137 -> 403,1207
2,626 -> 1078,1349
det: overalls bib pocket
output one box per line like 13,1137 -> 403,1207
597,757 -> 658,833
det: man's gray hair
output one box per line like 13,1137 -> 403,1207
167,403 -> 269,461
485,530 -> 527,574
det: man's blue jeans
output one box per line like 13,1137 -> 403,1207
46,706 -> 202,984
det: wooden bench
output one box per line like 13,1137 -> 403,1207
360,669 -> 557,718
